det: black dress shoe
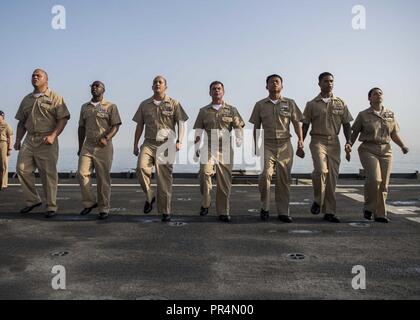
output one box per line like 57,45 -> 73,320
98,212 -> 109,220
20,202 -> 42,214
364,210 -> 373,221
219,215 -> 231,223
324,214 -> 340,223
45,211 -> 56,218
278,215 -> 293,223
200,207 -> 209,216
311,202 -> 321,215
144,197 -> 156,214
80,203 -> 98,215
375,217 -> 389,223
260,209 -> 269,221
161,214 -> 172,222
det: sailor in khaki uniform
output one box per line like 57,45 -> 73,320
193,81 -> 245,223
133,76 -> 189,222
77,81 -> 122,220
249,74 -> 304,223
302,72 -> 353,223
0,111 -> 14,190
348,88 -> 409,223
14,69 -> 70,218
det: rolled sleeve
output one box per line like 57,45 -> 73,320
342,105 -> 353,124
15,99 -> 27,123
7,124 -> 13,135
193,110 -> 204,129
249,103 -> 261,127
55,96 -> 71,120
290,100 -> 303,126
350,113 -> 362,143
175,102 -> 189,123
302,102 -> 312,124
110,104 -> 122,126
132,104 -> 145,127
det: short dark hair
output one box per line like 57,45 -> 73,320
33,68 -> 48,80
153,75 -> 167,86
368,87 -> 382,98
266,74 -> 283,85
318,72 -> 334,82
209,81 -> 224,91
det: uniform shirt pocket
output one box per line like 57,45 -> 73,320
144,110 -> 156,124
203,117 -> 216,130
331,105 -> 345,116
96,112 -> 109,119
363,119 -> 377,134
161,104 -> 174,117
278,104 -> 291,117
161,110 -> 174,116
39,102 -> 54,111
384,118 -> 395,133
260,107 -> 274,125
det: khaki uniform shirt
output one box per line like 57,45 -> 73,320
303,94 -> 353,137
193,102 -> 245,142
132,95 -> 189,141
249,97 -> 303,140
79,100 -> 122,146
15,89 -> 70,134
351,106 -> 399,144
0,122 -> 13,143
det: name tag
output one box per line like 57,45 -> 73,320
39,102 -> 54,110
279,104 -> 289,112
96,112 -> 109,118
222,116 -> 233,123
278,104 -> 291,116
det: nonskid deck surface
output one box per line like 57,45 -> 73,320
1,178 -> 420,299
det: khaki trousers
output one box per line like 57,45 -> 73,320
16,134 -> 59,212
358,142 -> 392,218
0,141 -> 8,188
199,146 -> 233,215
309,136 -> 341,214
77,142 -> 114,213
137,140 -> 173,214
259,139 -> 293,216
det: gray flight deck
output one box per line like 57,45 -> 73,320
0,176 -> 420,300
